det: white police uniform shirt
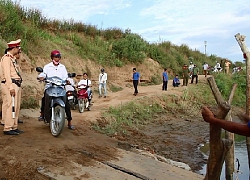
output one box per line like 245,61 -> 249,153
38,62 -> 68,90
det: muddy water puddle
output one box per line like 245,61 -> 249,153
200,134 -> 248,179
119,116 -> 210,172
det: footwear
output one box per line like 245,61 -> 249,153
99,95 -> 102,98
18,119 -> 23,123
4,130 -> 19,135
13,129 -> 24,134
38,116 -> 44,121
1,123 -> 4,126
68,125 -> 75,130
104,96 -> 106,98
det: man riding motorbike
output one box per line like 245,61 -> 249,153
38,50 -> 75,130
77,72 -> 92,105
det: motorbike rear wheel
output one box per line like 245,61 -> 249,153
50,105 -> 65,137
78,99 -> 85,113
69,99 -> 76,110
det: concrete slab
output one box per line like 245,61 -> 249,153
38,148 -> 204,180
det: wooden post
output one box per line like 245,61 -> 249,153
204,77 -> 236,180
225,83 -> 238,180
235,33 -> 250,179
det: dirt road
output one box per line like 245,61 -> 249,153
0,76 -> 209,179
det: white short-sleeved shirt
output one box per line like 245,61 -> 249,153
38,62 -> 68,90
78,79 -> 91,91
215,63 -> 221,68
203,63 -> 209,70
99,72 -> 107,83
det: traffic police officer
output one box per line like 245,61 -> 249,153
0,39 -> 23,135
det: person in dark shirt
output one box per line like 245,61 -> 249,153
132,68 -> 140,96
173,75 -> 180,87
182,64 -> 189,86
162,68 -> 168,90
191,64 -> 199,84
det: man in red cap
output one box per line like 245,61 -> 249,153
0,39 -> 23,135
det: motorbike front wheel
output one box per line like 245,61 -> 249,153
50,105 -> 65,137
78,99 -> 85,113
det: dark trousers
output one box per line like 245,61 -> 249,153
41,90 -> 72,121
133,80 -> 139,94
191,75 -> 198,84
173,82 -> 180,87
162,81 -> 168,90
183,76 -> 189,86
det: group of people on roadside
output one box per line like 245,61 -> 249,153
160,63 -> 200,90
182,62 -> 200,86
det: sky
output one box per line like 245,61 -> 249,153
13,0 -> 250,63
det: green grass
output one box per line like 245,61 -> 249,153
92,85 -> 214,137
92,97 -> 164,136
21,96 -> 39,109
214,73 -> 246,107
109,84 -> 123,92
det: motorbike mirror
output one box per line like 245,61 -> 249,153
36,67 -> 43,72
68,73 -> 76,78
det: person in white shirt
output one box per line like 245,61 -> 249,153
78,73 -> 92,101
213,62 -> 222,72
38,50 -> 75,130
203,62 -> 209,77
65,77 -> 75,92
188,62 -> 194,78
98,68 -> 107,98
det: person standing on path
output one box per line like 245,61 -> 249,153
0,39 -> 23,135
224,59 -> 231,74
1,49 -> 23,125
98,68 -> 107,98
132,68 -> 140,96
203,62 -> 209,77
162,68 -> 168,91
188,62 -> 194,78
13,49 -> 23,124
182,64 -> 189,86
191,64 -> 199,84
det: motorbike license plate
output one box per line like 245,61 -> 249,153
68,96 -> 74,100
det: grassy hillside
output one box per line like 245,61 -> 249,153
0,0 -> 243,77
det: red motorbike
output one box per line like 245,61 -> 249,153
77,84 -> 92,113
